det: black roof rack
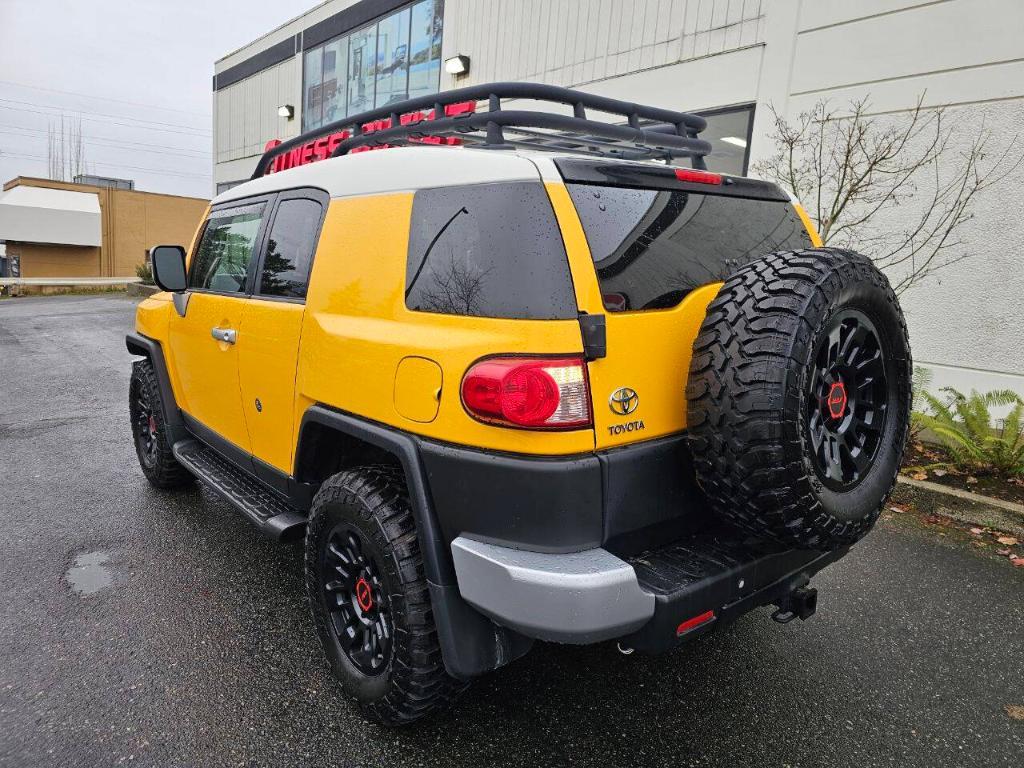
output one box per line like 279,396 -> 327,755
250,81 -> 712,179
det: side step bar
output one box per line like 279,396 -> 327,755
172,439 -> 306,540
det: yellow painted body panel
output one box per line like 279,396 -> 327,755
238,299 -> 305,473
549,181 -> 721,448
296,193 -> 594,456
794,203 -> 824,247
166,293 -> 251,452
394,357 -> 443,423
135,179 -> 824,471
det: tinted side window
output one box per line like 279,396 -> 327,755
405,182 -> 576,320
567,184 -> 812,312
188,203 -> 265,293
259,198 -> 323,299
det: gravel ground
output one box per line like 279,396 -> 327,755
1,294 -> 1021,768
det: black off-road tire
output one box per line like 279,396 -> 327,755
128,360 -> 193,489
305,465 -> 467,726
686,248 -> 912,550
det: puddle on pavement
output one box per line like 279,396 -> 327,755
65,551 -> 113,595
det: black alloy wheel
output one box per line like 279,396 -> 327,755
806,309 -> 888,490
686,248 -> 912,550
132,387 -> 159,468
321,524 -> 393,675
128,360 -> 193,489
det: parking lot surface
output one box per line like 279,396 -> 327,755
1,294 -> 1022,767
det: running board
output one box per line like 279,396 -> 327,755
172,439 -> 306,540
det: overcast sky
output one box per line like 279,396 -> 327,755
0,0 -> 317,198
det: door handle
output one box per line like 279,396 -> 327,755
211,327 -> 236,344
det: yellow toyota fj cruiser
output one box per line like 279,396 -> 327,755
127,83 -> 911,725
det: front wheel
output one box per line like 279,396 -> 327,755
686,248 -> 912,550
128,360 -> 193,489
304,466 -> 467,725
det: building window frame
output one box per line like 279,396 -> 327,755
301,0 -> 444,134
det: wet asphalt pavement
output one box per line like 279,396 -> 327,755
0,294 -> 1022,768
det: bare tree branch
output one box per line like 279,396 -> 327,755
752,94 -> 1023,294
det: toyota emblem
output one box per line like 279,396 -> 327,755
609,387 -> 639,416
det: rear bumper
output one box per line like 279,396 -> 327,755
451,534 -> 850,649
450,537 -> 654,643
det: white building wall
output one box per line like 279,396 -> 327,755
749,0 -> 1024,402
213,0 -> 1024,395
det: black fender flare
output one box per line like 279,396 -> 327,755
295,406 -> 532,679
125,333 -> 188,445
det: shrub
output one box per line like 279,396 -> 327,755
135,262 -> 154,285
912,387 -> 1024,477
909,366 -> 933,442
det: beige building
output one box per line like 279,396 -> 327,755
0,177 -> 208,279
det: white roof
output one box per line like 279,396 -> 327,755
212,145 -> 556,205
0,185 -> 101,246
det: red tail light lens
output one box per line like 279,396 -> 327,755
461,357 -> 592,429
674,168 -> 722,185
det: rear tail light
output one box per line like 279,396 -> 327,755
461,356 -> 592,429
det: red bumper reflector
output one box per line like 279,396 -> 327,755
674,168 -> 722,185
676,609 -> 716,636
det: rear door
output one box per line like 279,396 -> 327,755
238,188 -> 328,476
167,197 -> 272,454
550,164 -> 815,450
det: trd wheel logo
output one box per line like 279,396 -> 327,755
355,577 -> 374,612
827,382 -> 848,419
609,387 -> 639,415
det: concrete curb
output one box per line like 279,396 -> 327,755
893,475 -> 1024,538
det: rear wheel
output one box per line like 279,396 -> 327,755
128,360 -> 192,489
304,466 -> 467,725
686,248 -> 912,550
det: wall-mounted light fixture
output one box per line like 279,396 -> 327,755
278,104 -> 295,120
444,55 -> 470,76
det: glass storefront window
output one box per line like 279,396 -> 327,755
698,105 -> 755,176
347,24 -> 377,116
303,47 -> 324,131
301,1 -> 443,129
375,7 -> 410,108
409,0 -> 442,101
322,37 -> 348,125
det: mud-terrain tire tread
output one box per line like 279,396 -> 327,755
129,359 -> 193,489
304,465 -> 468,726
686,248 -> 912,549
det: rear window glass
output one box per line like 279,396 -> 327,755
405,182 -> 576,320
567,184 -> 812,312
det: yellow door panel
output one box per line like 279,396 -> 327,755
547,180 -> 722,448
238,299 -> 305,474
587,284 -> 720,448
394,357 -> 442,423
166,293 -> 250,451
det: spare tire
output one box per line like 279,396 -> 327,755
686,248 -> 912,550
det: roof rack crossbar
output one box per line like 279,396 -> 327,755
251,81 -> 711,178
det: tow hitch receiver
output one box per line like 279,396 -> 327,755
771,586 -> 818,624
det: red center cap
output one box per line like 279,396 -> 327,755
827,382 -> 848,419
355,577 -> 373,612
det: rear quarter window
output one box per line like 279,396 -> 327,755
567,184 -> 812,312
405,182 -> 576,320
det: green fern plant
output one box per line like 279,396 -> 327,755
909,366 -> 933,442
911,387 -> 1024,476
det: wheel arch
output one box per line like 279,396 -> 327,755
294,405 -> 533,679
125,332 -> 187,444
